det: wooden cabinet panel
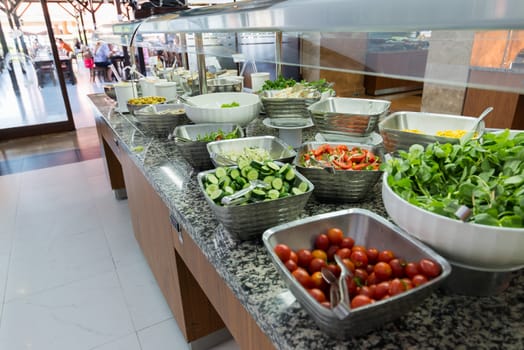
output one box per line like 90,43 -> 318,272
173,227 -> 275,350
120,152 -> 224,342
95,117 -> 126,193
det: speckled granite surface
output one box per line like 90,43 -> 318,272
89,94 -> 524,350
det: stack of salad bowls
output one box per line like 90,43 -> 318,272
381,130 -> 524,295
294,142 -> 384,202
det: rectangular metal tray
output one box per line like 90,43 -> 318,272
197,164 -> 314,240
173,123 -> 244,170
262,208 -> 451,338
309,97 -> 391,137
378,111 -> 485,153
294,142 -> 384,202
206,135 -> 296,167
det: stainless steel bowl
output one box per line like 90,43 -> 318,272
294,142 -> 384,202
441,260 -> 522,296
308,97 -> 391,137
103,84 -> 116,100
197,164 -> 314,240
260,90 -> 321,127
262,208 -> 451,338
206,136 -> 296,167
207,77 -> 243,93
133,104 -> 190,138
173,123 -> 244,170
378,111 -> 486,153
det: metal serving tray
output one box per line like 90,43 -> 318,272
263,208 -> 451,338
294,142 -> 384,202
260,90 -> 321,127
197,164 -> 314,240
173,123 -> 244,170
378,111 -> 486,153
308,97 -> 391,137
206,135 -> 296,167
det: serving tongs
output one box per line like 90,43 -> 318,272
308,156 -> 336,175
321,267 -> 351,319
221,180 -> 268,206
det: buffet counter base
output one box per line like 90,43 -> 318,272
89,93 -> 524,350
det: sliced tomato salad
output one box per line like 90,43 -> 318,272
301,144 -> 380,171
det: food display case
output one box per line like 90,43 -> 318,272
91,1 -> 524,349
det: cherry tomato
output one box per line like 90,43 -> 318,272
326,245 -> 340,261
366,264 -> 375,274
296,249 -> 313,268
311,271 -> 327,290
292,267 -> 313,289
402,278 -> 414,291
335,247 -> 352,260
354,268 -> 369,284
366,247 -> 379,264
289,251 -> 298,264
404,262 -> 420,278
358,285 -> 375,299
350,250 -> 369,268
314,234 -> 330,251
340,236 -> 355,250
412,274 -> 429,287
351,245 -> 367,253
309,258 -> 327,274
378,250 -> 395,263
374,262 -> 393,282
326,263 -> 341,278
351,295 -> 373,309
327,227 -> 344,246
284,259 -> 298,272
388,278 -> 406,296
367,272 -> 379,286
308,288 -> 326,303
342,258 -> 355,274
346,278 -> 358,296
312,249 -> 328,262
374,281 -> 390,300
389,258 -> 406,278
274,244 -> 291,262
419,258 -> 442,278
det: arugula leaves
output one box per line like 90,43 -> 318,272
382,130 -> 524,228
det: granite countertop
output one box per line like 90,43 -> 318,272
89,94 -> 524,350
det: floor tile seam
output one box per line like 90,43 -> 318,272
3,264 -> 118,305
133,316 -> 176,334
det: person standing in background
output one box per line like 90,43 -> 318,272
56,38 -> 73,56
93,40 -> 113,82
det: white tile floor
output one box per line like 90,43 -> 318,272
0,158 -> 239,350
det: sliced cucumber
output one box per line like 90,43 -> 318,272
205,183 -> 219,195
297,181 -> 308,193
280,181 -> 290,194
240,166 -> 252,178
266,161 -> 280,172
251,188 -> 266,200
267,189 -> 280,200
260,165 -> 272,176
237,158 -> 251,170
250,160 -> 265,170
206,173 -> 219,185
284,168 -> 296,181
271,177 -> 283,190
215,167 -> 228,179
278,163 -> 291,175
223,186 -> 235,196
246,169 -> 259,181
209,188 -> 223,201
291,187 -> 303,195
229,168 -> 241,180
219,175 -> 231,188
263,175 -> 275,185
235,176 -> 247,187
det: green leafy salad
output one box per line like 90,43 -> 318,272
382,130 -> 524,228
196,128 -> 241,142
260,76 -> 334,94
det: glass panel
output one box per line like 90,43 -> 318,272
0,7 -> 70,130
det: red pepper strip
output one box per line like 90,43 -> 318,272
352,162 -> 369,170
333,159 -> 351,169
337,144 -> 348,152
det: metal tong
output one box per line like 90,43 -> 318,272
220,180 -> 268,206
321,258 -> 351,319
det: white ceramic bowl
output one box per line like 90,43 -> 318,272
184,92 -> 261,126
382,173 -> 524,270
